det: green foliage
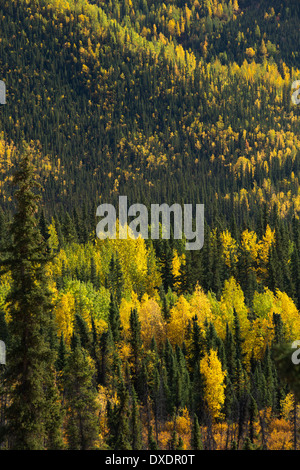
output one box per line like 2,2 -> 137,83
64,342 -> 99,450
0,0 -> 300,451
0,149 -> 63,449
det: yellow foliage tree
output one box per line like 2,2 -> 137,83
241,229 -> 258,262
215,277 -> 250,340
189,284 -> 213,329
220,230 -> 238,267
257,224 -> 275,278
167,295 -> 193,346
200,349 -> 226,420
167,19 -> 176,36
54,291 -> 75,344
47,218 -> 59,254
281,393 -> 294,421
119,291 -> 140,337
274,290 -> 300,340
139,295 -> 166,347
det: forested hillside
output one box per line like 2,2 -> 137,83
0,0 -> 300,451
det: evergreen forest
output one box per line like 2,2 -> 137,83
0,0 -> 300,451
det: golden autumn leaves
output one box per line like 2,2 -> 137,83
200,349 -> 226,421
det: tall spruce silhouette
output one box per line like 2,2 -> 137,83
0,149 -> 63,449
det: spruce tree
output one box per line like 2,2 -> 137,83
177,250 -> 193,294
56,332 -> 67,373
0,150 -> 62,449
64,341 -> 99,450
100,325 -> 114,387
160,241 -> 175,292
38,209 -> 49,242
108,293 -> 122,343
129,308 -> 143,397
191,365 -> 205,422
148,425 -> 159,450
191,414 -> 203,450
74,313 -> 91,352
114,385 -> 132,450
190,315 -> 204,375
169,429 -> 178,450
63,212 -> 78,244
177,436 -> 184,450
225,323 -> 236,382
263,344 -> 275,408
0,207 -> 9,252
233,308 -> 245,365
90,315 -> 101,385
248,395 -> 257,444
107,253 -> 124,305
161,289 -> 170,321
242,436 -> 255,450
44,365 -> 65,450
272,313 -> 285,346
90,256 -> 99,290
131,388 -> 143,450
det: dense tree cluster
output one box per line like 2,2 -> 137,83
0,0 -> 300,450
0,152 -> 299,450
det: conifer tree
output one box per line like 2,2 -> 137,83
242,436 -> 255,450
56,332 -> 67,373
107,253 -> 124,305
177,436 -> 184,450
267,245 -> 281,292
238,249 -> 257,305
90,256 -> 99,289
160,241 -> 175,292
191,250 -> 203,290
129,308 -> 143,397
233,308 -> 245,365
191,365 -> 205,422
63,212 -> 78,244
169,428 -> 178,450
75,313 -> 91,352
90,315 -> 101,385
190,315 -> 204,375
248,395 -> 257,444
44,365 -> 65,450
272,313 -> 285,346
131,388 -> 143,450
64,341 -> 99,450
191,414 -> 203,450
291,246 -> 300,308
114,384 -> 132,451
161,289 -> 170,321
0,207 -> 9,252
263,345 -> 275,408
148,425 -> 159,450
205,321 -> 219,352
177,250 -> 193,294
100,325 -> 114,387
38,209 -> 49,242
108,294 -> 122,343
223,375 -> 235,423
0,150 -> 62,449
210,230 -> 223,299
225,323 -> 236,383
231,439 -> 238,450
